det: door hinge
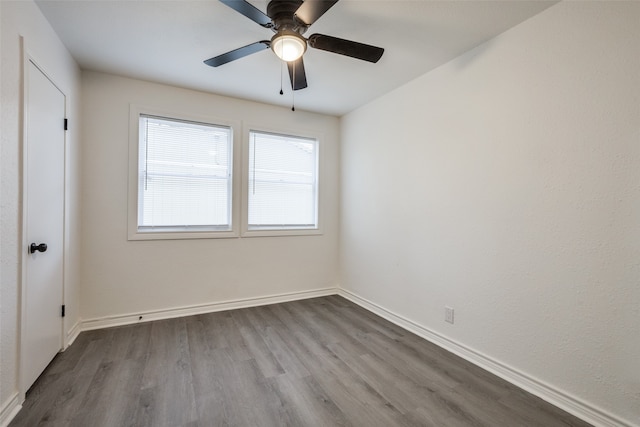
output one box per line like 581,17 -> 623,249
61,304 -> 66,317
64,118 -> 68,131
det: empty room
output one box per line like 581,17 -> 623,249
1,0 -> 638,426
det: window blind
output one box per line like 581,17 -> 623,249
138,115 -> 232,231
248,131 -> 318,229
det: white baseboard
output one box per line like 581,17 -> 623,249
65,320 -> 82,349
337,288 -> 633,427
81,287 -> 338,332
0,392 -> 22,427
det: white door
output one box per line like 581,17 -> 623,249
23,59 -> 65,391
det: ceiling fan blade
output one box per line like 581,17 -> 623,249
204,41 -> 270,67
294,0 -> 339,26
219,0 -> 273,27
287,57 -> 308,91
308,34 -> 384,63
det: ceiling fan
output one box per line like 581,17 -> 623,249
204,0 -> 385,91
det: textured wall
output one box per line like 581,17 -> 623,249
340,2 -> 639,425
80,72 -> 340,321
1,0 -> 81,416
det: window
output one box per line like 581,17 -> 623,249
131,113 -> 234,238
247,131 -> 319,232
129,107 -> 321,240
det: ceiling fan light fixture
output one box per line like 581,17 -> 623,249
271,32 -> 307,62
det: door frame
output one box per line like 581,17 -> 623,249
19,46 -> 68,396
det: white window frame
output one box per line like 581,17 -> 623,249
128,105 -> 241,240
241,125 -> 323,237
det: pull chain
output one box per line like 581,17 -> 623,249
291,62 -> 296,111
279,61 -> 284,95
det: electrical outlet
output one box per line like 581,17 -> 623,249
445,306 -> 454,324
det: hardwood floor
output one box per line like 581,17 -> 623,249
10,296 -> 592,427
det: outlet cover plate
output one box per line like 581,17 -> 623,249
445,306 -> 454,324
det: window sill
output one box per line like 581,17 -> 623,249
241,227 -> 322,238
128,229 -> 239,241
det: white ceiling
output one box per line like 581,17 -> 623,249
36,0 -> 555,116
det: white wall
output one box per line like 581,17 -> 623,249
0,0 -> 82,422
80,71 -> 339,322
340,2 -> 639,426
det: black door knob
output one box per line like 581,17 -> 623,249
30,243 -> 47,254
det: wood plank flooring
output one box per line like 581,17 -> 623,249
10,296 -> 592,427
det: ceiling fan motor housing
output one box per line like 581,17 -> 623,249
267,0 -> 308,34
